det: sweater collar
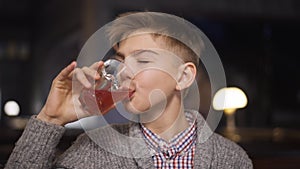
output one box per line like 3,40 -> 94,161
128,110 -> 214,168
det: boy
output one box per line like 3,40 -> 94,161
5,12 -> 252,168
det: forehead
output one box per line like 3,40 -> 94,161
117,34 -> 164,57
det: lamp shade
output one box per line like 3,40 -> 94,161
213,87 -> 248,111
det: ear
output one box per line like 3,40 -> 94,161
176,62 -> 197,90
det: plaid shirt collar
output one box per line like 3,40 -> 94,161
140,112 -> 197,157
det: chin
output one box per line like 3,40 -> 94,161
123,101 -> 150,114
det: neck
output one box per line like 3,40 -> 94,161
141,94 -> 189,141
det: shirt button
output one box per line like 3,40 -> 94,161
164,151 -> 170,157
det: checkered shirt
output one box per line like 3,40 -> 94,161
140,113 -> 197,169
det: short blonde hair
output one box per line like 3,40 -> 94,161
106,12 -> 204,69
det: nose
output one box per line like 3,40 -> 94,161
117,63 -> 133,86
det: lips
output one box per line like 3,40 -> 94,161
116,85 -> 135,101
128,90 -> 135,98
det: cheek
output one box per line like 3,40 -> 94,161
124,70 -> 177,113
135,70 -> 177,94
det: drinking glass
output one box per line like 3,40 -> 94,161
78,59 -> 131,115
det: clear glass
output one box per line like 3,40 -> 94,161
78,59 -> 131,115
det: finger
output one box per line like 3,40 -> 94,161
82,67 -> 101,80
88,61 -> 105,80
90,61 -> 104,70
74,68 -> 92,88
57,61 -> 77,81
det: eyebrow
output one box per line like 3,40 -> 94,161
115,49 -> 159,60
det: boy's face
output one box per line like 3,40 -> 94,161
115,34 -> 184,115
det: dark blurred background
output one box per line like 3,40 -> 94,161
0,0 -> 300,168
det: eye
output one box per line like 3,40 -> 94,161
137,60 -> 151,64
113,55 -> 125,63
116,58 -> 125,63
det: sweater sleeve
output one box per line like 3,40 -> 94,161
5,116 -> 65,169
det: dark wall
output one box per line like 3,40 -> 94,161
1,0 -> 300,127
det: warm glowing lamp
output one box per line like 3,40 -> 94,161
213,87 -> 248,132
4,100 -> 20,116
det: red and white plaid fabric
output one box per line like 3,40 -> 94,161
140,113 -> 197,169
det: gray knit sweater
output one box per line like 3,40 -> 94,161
5,112 -> 253,169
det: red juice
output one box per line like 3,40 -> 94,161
79,89 -> 130,115
94,89 -> 129,114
